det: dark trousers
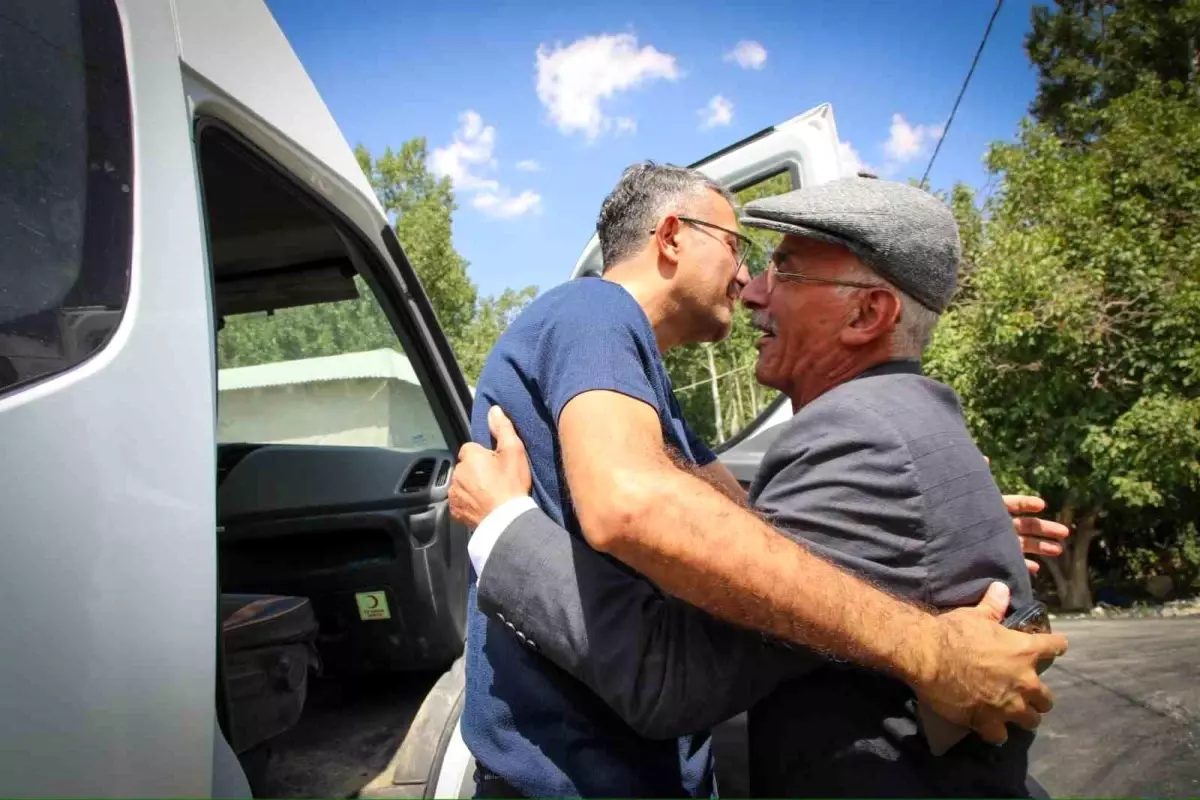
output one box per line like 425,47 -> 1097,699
473,764 -> 524,799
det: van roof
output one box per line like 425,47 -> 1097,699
173,0 -> 383,217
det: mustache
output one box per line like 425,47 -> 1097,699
750,310 -> 777,335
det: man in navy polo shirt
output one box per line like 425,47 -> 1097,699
461,163 -> 1064,798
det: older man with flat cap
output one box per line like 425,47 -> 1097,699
453,169 -> 1065,798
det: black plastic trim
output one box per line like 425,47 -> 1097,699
688,124 -> 776,170
380,225 -> 475,425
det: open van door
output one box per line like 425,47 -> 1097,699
176,0 -> 481,792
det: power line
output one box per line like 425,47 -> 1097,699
674,362 -> 756,394
920,0 -> 1005,188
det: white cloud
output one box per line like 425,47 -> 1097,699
723,40 -> 768,70
535,33 -> 681,141
837,140 -> 871,177
883,113 -> 944,163
615,117 -> 638,135
699,95 -> 734,130
515,159 -> 541,172
472,189 -> 543,219
430,110 -> 499,191
432,111 -> 541,219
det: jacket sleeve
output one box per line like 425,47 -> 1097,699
476,507 -> 820,739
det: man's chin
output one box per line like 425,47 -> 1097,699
754,357 -> 784,392
705,317 -> 734,343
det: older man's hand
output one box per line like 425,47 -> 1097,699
449,406 -> 533,529
919,582 -> 1068,745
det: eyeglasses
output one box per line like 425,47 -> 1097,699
767,250 -> 885,294
650,216 -> 758,274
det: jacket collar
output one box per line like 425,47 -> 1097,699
850,358 -> 923,382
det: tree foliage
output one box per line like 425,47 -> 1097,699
924,79 -> 1200,608
218,277 -> 398,368
355,141 -> 479,343
1026,0 -> 1200,144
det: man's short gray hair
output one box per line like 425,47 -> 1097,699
597,161 -> 735,271
837,261 -> 940,356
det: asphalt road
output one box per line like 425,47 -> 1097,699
713,617 -> 1200,798
1030,617 -> 1200,798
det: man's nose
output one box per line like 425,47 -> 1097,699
734,262 -> 752,290
740,271 -> 769,309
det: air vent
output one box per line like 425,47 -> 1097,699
434,460 -> 451,487
399,459 -> 437,494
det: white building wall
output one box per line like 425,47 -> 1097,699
217,378 -> 390,446
216,377 -> 447,451
388,380 -> 446,450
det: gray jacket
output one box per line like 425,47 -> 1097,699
474,360 -> 1036,793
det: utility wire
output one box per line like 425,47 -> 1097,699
920,0 -> 1005,188
674,362 -> 756,394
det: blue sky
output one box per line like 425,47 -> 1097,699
266,0 -> 1040,300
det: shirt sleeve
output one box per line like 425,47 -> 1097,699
467,496 -> 538,577
537,284 -> 662,425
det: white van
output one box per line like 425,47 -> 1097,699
0,0 -> 844,796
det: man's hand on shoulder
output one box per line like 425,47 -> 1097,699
915,582 -> 1068,744
450,406 -> 532,530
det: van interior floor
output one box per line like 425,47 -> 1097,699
246,671 -> 440,799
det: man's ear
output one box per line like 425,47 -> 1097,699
840,287 -> 902,346
654,215 -> 684,267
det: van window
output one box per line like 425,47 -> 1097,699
0,0 -> 132,395
198,127 -> 448,452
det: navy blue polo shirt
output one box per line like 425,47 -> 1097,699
463,277 -> 718,798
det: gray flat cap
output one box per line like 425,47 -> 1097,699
740,177 -> 961,312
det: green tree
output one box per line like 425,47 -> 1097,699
1025,0 -> 1200,143
947,183 -> 985,305
924,80 -> 1200,609
356,141 -> 479,343
454,286 -> 539,382
217,277 -> 397,368
356,141 -> 537,382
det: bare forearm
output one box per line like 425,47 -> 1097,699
476,510 -> 813,738
695,460 -> 748,504
606,467 -> 941,689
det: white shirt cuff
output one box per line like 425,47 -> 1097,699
468,496 -> 538,578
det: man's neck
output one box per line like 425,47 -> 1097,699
789,348 -> 899,412
602,268 -> 688,353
